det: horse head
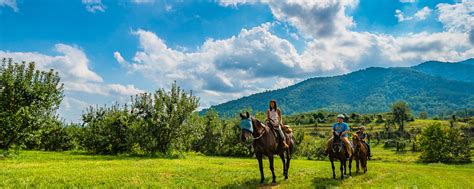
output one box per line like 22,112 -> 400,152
332,131 -> 342,152
239,112 -> 254,143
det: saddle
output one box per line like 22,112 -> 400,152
267,121 -> 291,144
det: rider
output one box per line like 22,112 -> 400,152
356,126 -> 372,159
327,114 -> 352,158
266,100 -> 289,149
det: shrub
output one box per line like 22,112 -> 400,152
417,123 -> 471,163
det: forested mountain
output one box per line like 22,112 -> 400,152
412,59 -> 474,83
203,59 -> 474,116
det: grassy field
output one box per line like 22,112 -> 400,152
1,151 -> 473,188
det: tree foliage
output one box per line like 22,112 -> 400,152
391,101 -> 411,132
0,58 -> 64,151
417,123 -> 471,163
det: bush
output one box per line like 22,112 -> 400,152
417,123 -> 471,163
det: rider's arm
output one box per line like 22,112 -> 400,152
278,109 -> 283,125
266,109 -> 270,122
341,124 -> 349,135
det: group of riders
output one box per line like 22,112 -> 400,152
265,100 -> 372,159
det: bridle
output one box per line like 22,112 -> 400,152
241,117 -> 266,144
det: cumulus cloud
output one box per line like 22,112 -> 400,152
116,0 -> 473,108
399,0 -> 416,3
0,0 -> 18,12
82,0 -> 106,13
0,44 -> 144,97
437,1 -> 473,33
395,6 -> 432,22
0,44 -> 102,82
220,0 -> 357,38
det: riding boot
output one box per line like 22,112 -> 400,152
278,128 -> 289,149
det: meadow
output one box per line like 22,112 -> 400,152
0,150 -> 473,188
1,116 -> 472,188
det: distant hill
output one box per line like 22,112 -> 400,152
412,60 -> 474,83
203,59 -> 474,116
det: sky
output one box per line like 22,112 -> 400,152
0,0 -> 473,122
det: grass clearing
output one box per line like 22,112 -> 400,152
0,151 -> 472,188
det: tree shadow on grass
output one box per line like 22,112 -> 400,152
220,178 -> 294,189
312,176 -> 343,189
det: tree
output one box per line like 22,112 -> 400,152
419,111 -> 428,119
0,59 -> 63,152
132,81 -> 199,154
391,101 -> 411,132
418,123 -> 471,163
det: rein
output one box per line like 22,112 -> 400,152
251,119 -> 266,140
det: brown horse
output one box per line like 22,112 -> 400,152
327,131 -> 352,179
239,112 -> 295,185
351,134 -> 368,174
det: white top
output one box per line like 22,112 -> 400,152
269,109 -> 279,125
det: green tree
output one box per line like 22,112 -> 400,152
419,111 -> 428,119
391,101 -> 411,132
418,123 -> 471,163
0,59 -> 63,152
132,82 -> 199,154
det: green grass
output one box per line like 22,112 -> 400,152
1,151 -> 473,188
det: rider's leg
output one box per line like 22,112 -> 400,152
277,125 -> 289,148
342,137 -> 352,157
364,141 -> 372,157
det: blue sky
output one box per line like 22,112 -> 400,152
1,0 -> 473,122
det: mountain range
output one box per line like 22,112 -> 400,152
203,59 -> 474,117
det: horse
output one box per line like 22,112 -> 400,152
239,112 -> 295,185
327,131 -> 352,179
351,134 -> 368,174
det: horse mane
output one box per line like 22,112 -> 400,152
352,134 -> 367,153
251,117 -> 266,134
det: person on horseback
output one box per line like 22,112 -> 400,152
266,100 -> 289,149
327,114 -> 352,158
356,126 -> 372,159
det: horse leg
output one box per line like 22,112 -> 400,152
257,153 -> 264,184
363,158 -> 367,173
349,155 -> 352,176
343,159 -> 347,176
279,153 -> 286,179
356,158 -> 360,174
340,160 -> 344,180
269,154 -> 276,184
285,149 -> 291,180
330,158 -> 336,179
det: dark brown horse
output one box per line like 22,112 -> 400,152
351,134 -> 368,174
327,131 -> 352,179
239,112 -> 295,185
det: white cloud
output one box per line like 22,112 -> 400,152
437,1 -> 474,33
400,0 -> 416,3
395,6 -> 432,22
0,0 -> 18,12
220,0 -> 358,38
414,7 -> 432,20
0,44 -> 145,97
110,0 -> 474,109
113,51 -> 127,66
107,84 -> 145,96
82,0 -> 106,13
0,44 -> 103,83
